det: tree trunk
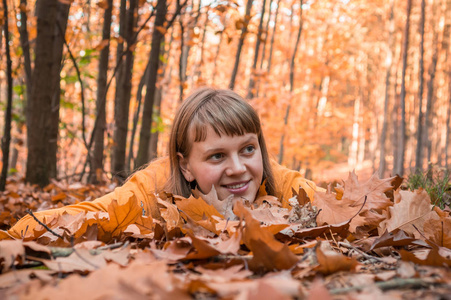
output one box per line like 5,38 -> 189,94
194,8 -> 208,82
26,0 -> 58,186
112,0 -> 138,181
90,0 -> 113,184
229,0 -> 253,90
393,0 -> 412,177
247,0 -> 267,99
259,0 -> 273,71
212,14 -> 227,84
415,0 -> 426,172
135,0 -> 167,168
444,0 -> 451,168
424,18 -> 440,165
0,0 -> 13,191
278,0 -> 303,164
149,88 -> 162,160
48,1 -> 71,179
267,0 -> 281,74
256,0 -> 273,97
18,0 -> 32,107
149,37 -> 170,161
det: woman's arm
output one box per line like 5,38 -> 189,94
4,157 -> 170,240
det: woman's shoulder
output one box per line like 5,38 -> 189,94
269,158 -> 318,200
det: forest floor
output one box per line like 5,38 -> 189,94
0,166 -> 450,299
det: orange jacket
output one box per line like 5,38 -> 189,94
5,157 -> 318,239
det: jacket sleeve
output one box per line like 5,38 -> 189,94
270,159 -> 320,202
4,157 -> 170,240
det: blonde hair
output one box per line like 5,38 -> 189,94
166,87 -> 276,198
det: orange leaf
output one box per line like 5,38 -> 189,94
51,192 -> 66,202
234,202 -> 298,272
378,189 -> 439,238
315,241 -> 359,275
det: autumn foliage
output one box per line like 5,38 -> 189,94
1,172 -> 450,298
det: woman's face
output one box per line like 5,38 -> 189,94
178,126 -> 264,202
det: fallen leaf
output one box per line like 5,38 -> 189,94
315,241 -> 359,275
0,240 -> 25,272
400,246 -> 451,267
234,202 -> 298,272
370,229 -> 429,250
378,189 -> 440,238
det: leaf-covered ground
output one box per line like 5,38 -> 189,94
1,173 -> 451,299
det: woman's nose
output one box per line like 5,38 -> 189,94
225,156 -> 246,176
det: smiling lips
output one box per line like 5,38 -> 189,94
222,180 -> 250,193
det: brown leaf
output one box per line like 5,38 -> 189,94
42,248 -> 107,272
400,246 -> 451,267
194,265 -> 252,282
176,194 -> 222,234
370,229 -> 429,250
156,198 -> 181,231
378,189 -> 440,238
314,172 -> 394,233
0,240 -> 25,272
184,231 -> 221,260
315,241 -> 359,275
234,202 -> 298,272
281,219 -> 350,239
95,198 -> 142,241
423,216 -> 451,248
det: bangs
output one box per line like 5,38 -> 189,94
189,97 -> 260,142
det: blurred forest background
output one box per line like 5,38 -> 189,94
0,0 -> 450,189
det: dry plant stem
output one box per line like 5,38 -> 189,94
329,278 -> 433,295
48,242 -> 125,257
338,241 -> 389,264
26,209 -> 63,240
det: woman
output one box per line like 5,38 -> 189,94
4,87 -> 318,239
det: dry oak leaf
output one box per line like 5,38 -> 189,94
314,172 -> 394,233
0,240 -> 25,272
423,214 -> 451,249
194,265 -> 252,283
400,246 -> 451,267
234,201 -> 298,272
370,229 -> 429,250
151,238 -> 193,261
184,231 -> 221,260
157,197 -> 182,231
18,259 -> 190,300
205,271 -> 300,299
41,248 -> 107,272
176,194 -> 222,234
378,189 -> 440,239
315,241 -> 359,275
192,186 -> 236,220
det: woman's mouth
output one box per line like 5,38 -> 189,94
222,181 -> 250,194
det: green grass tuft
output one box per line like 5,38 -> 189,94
406,165 -> 451,209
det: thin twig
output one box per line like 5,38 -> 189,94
338,241 -> 389,264
329,278 -> 434,295
26,209 -> 63,240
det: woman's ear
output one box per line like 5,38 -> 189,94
177,153 -> 194,182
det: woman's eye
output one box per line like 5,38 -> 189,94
243,145 -> 255,154
209,153 -> 224,161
